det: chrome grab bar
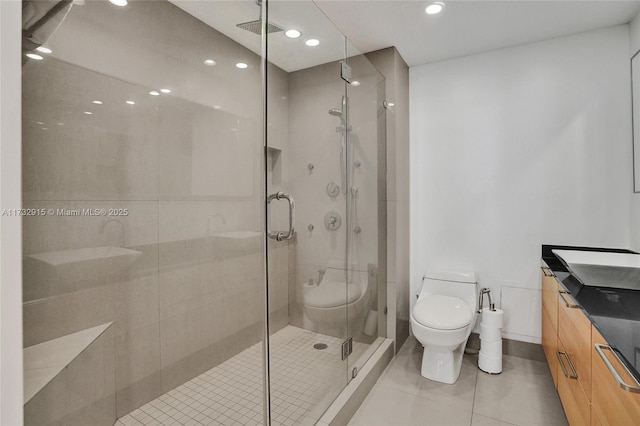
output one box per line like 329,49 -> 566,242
556,350 -> 578,380
267,192 -> 295,241
594,344 -> 640,394
558,290 -> 579,309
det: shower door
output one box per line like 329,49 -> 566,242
265,2 -> 351,423
265,1 -> 386,424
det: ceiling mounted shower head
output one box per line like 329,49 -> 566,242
236,0 -> 284,35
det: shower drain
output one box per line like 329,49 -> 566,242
313,343 -> 328,350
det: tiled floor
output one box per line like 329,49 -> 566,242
116,326 -> 365,426
349,336 -> 568,426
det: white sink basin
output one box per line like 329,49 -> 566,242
209,231 -> 262,253
26,246 -> 142,285
552,249 -> 640,290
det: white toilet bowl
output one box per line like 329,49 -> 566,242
410,271 -> 478,384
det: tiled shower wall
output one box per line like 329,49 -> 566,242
22,0 -> 290,417
286,55 -> 385,340
364,48 -> 410,352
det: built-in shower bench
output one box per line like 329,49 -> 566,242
24,322 -> 116,425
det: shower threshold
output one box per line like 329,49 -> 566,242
116,326 -> 366,426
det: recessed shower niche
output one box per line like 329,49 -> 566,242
267,146 -> 282,187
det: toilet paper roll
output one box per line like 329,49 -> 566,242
364,310 -> 378,336
480,323 -> 502,342
478,352 -> 503,374
480,340 -> 502,357
481,308 -> 504,329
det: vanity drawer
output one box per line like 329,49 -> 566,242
591,326 -> 640,425
541,266 -> 558,331
542,307 -> 558,388
590,407 -> 602,426
557,339 -> 590,426
558,292 -> 591,399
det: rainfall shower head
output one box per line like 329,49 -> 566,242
236,0 -> 284,35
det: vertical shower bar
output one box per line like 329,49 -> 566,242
343,36 -> 352,355
260,0 -> 272,425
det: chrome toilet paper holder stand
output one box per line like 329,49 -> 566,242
478,287 -> 496,313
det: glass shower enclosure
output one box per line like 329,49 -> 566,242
21,0 -> 386,424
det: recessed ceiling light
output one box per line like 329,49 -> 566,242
83,111 -> 93,115
213,105 -> 222,109
36,46 -> 52,54
41,127 -> 48,131
92,100 -> 103,105
126,100 -> 136,105
149,91 -> 160,96
204,59 -> 216,66
236,62 -> 248,69
351,81 -> 361,86
160,88 -> 171,94
26,53 -> 43,61
305,39 -> 320,47
285,29 -> 301,39
36,121 -> 45,125
56,122 -> 64,126
425,2 -> 444,15
109,0 -> 128,6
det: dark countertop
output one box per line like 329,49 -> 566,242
542,244 -> 640,382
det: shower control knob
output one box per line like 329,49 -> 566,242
324,211 -> 342,230
326,182 -> 340,197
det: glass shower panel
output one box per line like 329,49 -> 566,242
22,1 -> 267,424
344,45 -> 387,377
265,0 -> 350,423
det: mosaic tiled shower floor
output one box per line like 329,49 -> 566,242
116,326 -> 365,426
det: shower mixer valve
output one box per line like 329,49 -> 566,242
324,211 -> 342,230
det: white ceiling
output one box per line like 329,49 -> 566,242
174,0 -> 640,71
172,0 -> 350,72
315,0 -> 640,67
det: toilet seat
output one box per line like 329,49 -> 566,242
413,295 -> 472,330
304,282 -> 362,308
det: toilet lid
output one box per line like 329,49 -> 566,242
304,282 -> 362,308
413,295 -> 472,330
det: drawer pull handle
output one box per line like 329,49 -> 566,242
558,290 -> 579,309
556,350 -> 578,379
594,343 -> 640,394
541,266 -> 554,277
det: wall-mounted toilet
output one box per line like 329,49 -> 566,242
303,260 -> 369,336
410,271 -> 478,384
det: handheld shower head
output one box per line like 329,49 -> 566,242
328,108 -> 342,116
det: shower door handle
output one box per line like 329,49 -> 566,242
267,192 -> 295,241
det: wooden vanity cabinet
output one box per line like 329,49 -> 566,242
556,292 -> 591,425
591,326 -> 640,425
541,266 -> 559,387
542,307 -> 559,387
541,265 -> 591,425
542,265 -> 558,330
557,338 -> 591,426
557,290 -> 592,400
